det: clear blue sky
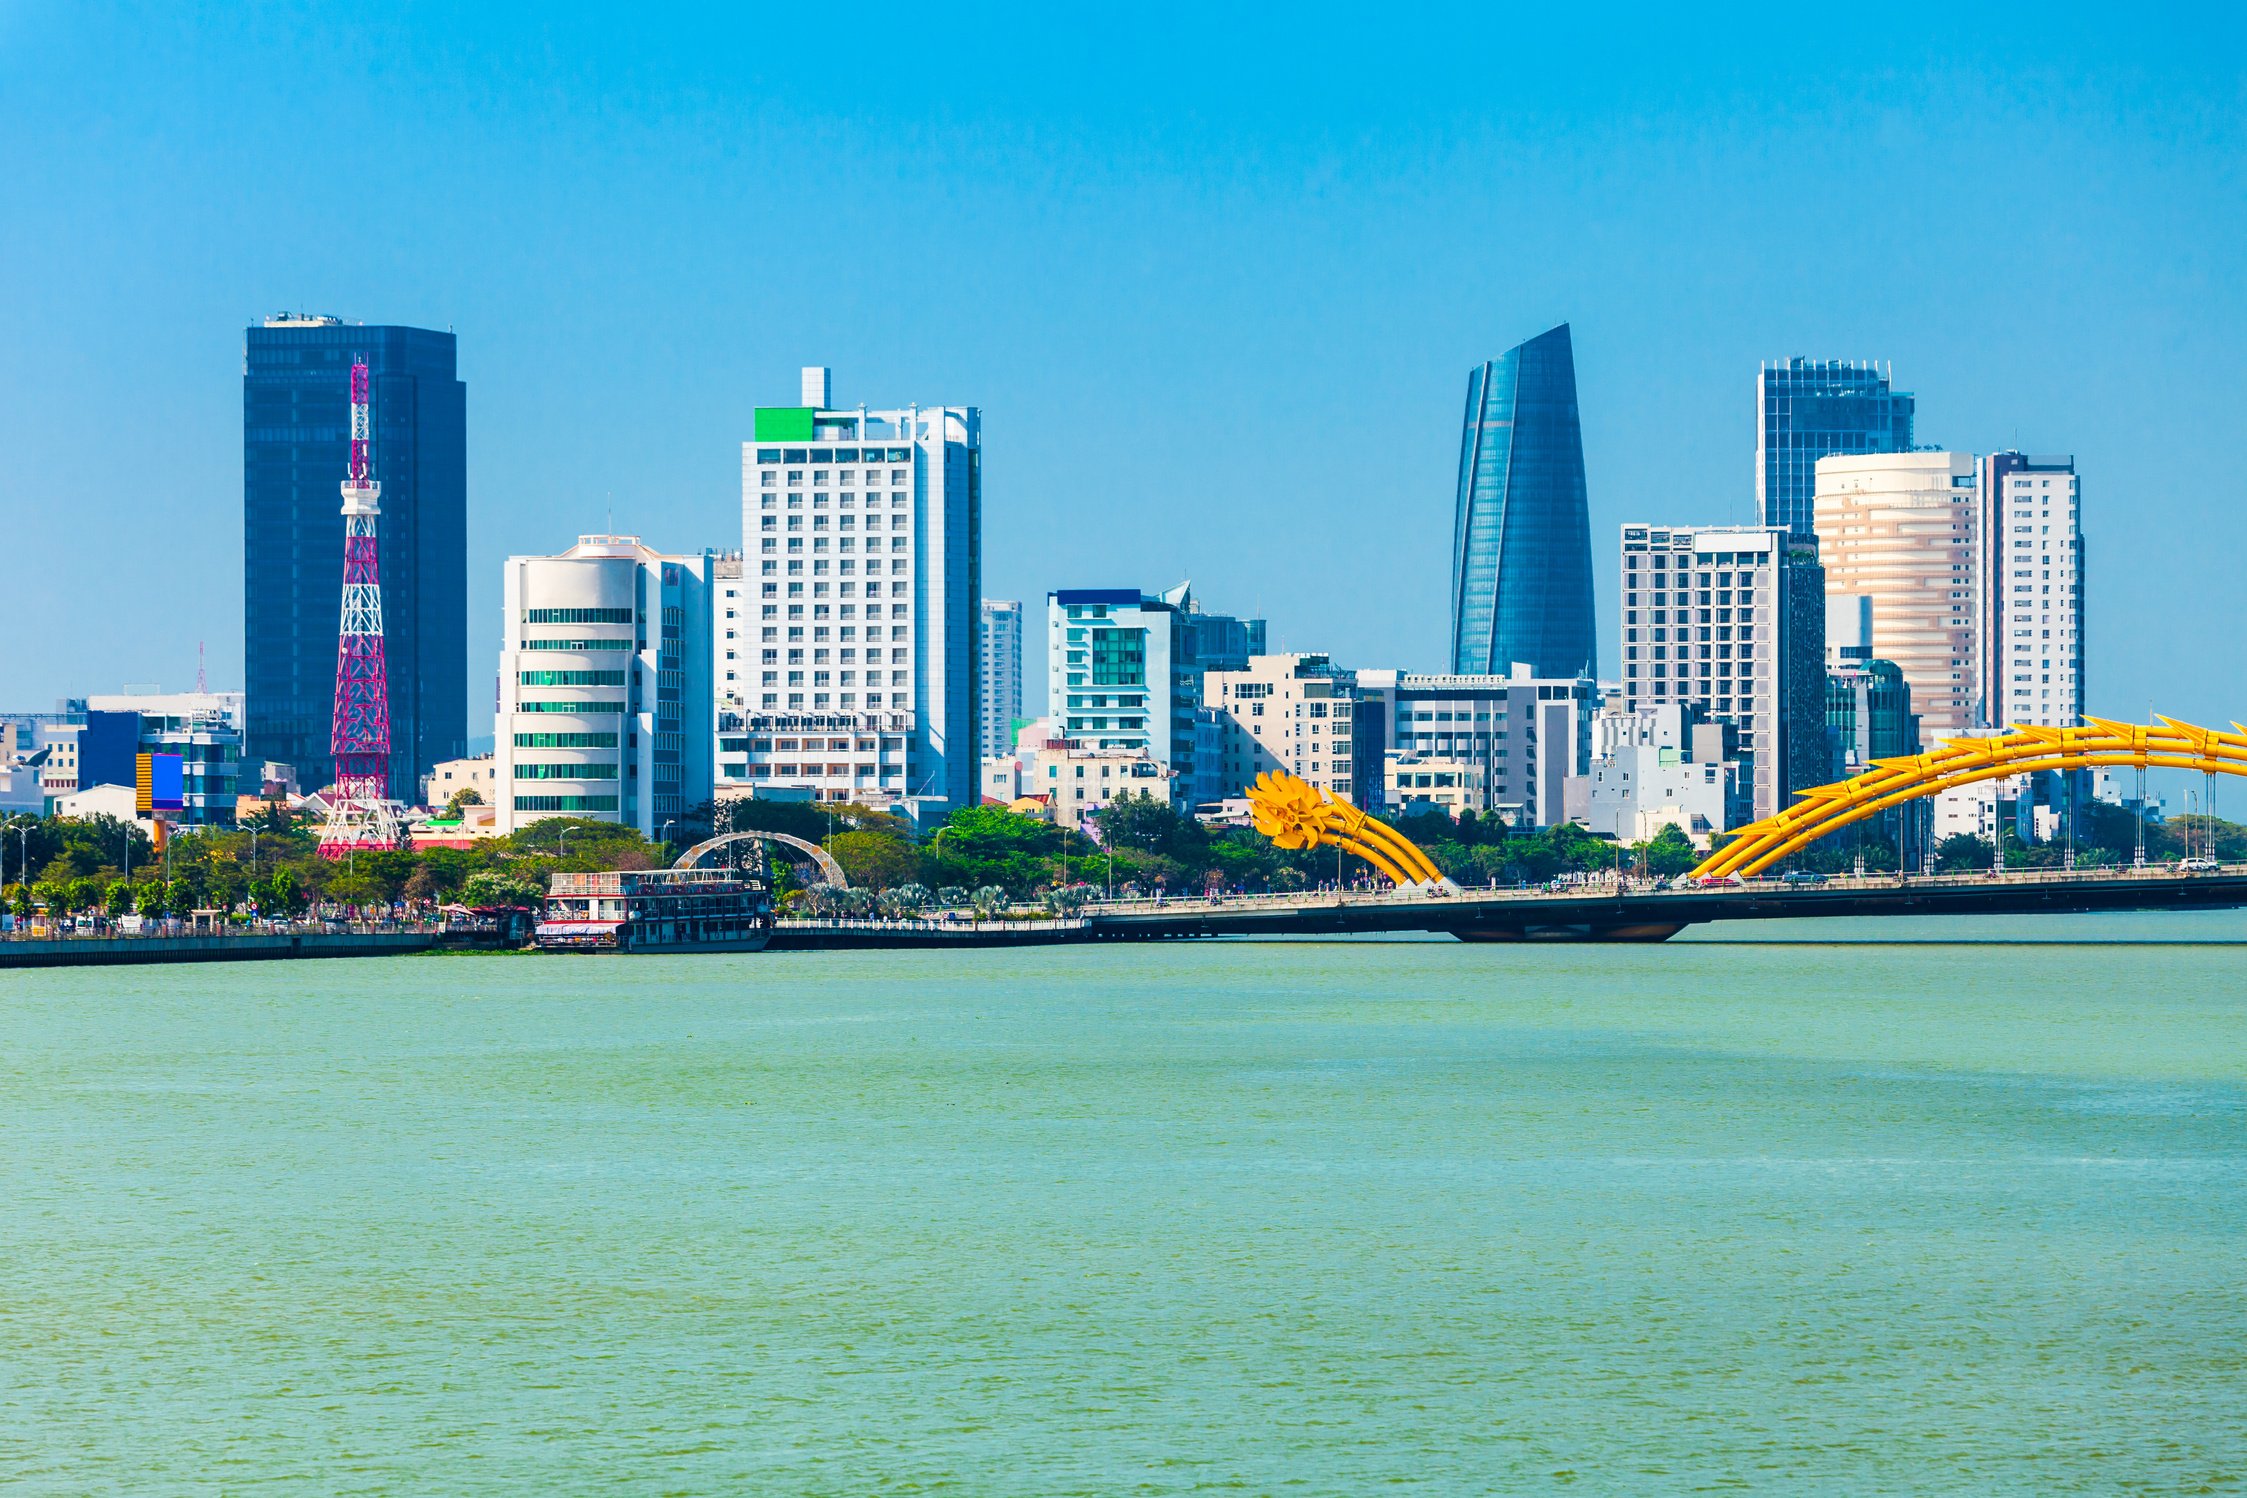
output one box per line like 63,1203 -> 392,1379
3,3 -> 2242,735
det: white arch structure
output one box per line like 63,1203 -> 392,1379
673,829 -> 849,888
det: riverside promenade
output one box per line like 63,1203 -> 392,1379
0,929 -> 445,968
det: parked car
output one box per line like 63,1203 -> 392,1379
2179,857 -> 2221,873
1777,870 -> 1827,886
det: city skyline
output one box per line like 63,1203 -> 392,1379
3,9 -> 2242,734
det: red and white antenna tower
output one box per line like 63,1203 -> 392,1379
317,357 -> 405,858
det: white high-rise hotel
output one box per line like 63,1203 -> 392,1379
1978,454 -> 2083,730
714,368 -> 980,816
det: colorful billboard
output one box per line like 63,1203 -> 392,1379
135,752 -> 185,813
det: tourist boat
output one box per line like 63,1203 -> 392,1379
535,867 -> 774,953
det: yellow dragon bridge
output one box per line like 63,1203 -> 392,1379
1245,771 -> 1457,891
1692,716 -> 2247,880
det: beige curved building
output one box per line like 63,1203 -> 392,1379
1813,452 -> 1981,741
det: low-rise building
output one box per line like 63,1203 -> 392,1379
1933,779 -> 2001,843
1354,666 -> 1597,826
1383,751 -> 1479,816
1203,653 -> 1366,805
984,717 -> 1174,833
71,691 -> 245,826
422,753 -> 496,810
1565,703 -> 1742,847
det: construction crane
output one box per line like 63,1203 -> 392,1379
316,357 -> 406,858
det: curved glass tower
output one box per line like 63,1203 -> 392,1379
1449,323 -> 1597,678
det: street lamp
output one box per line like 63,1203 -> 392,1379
556,825 -> 575,859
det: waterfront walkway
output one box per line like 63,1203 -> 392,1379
0,928 -> 446,968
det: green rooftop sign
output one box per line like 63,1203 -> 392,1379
754,407 -> 816,441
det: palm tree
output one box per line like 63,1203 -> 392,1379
970,885 -> 1006,923
936,885 -> 967,910
884,883 -> 930,917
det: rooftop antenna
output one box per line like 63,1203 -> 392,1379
195,640 -> 207,694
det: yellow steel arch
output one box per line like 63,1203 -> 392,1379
1691,717 -> 2247,879
1246,771 -> 1457,890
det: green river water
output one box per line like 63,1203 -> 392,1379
3,915 -> 2244,1493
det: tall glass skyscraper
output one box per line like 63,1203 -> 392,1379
1449,323 -> 1596,679
243,316 -> 466,796
1756,357 -> 1914,538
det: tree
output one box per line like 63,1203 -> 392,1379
1634,824 -> 1700,879
444,786 -> 484,813
241,801 -> 291,833
402,864 -> 441,906
165,880 -> 199,919
460,870 -> 545,909
1934,833 -> 1994,873
326,869 -> 383,908
1093,792 -> 1206,859
877,883 -> 930,918
105,881 -> 134,916
828,829 -> 919,891
68,876 -> 103,915
269,867 -> 303,915
6,883 -> 31,920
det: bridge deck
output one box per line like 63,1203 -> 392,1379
1078,867 -> 2247,943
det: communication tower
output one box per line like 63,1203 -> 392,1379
316,357 -> 406,857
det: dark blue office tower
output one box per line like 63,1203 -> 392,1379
243,316 -> 466,796
1449,323 -> 1597,679
1756,357 -> 1914,538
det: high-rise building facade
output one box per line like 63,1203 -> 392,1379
243,315 -> 466,795
1046,587 -> 1193,796
979,600 -> 1023,756
1978,453 -> 2083,730
494,535 -> 713,838
1756,358 -> 1914,538
1045,582 -> 1263,802
1619,524 -> 1827,823
715,368 -> 981,818
1450,324 -> 1597,679
1813,452 -> 1982,741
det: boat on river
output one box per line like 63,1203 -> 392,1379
536,867 -> 774,953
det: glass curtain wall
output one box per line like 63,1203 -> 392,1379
1449,324 -> 1597,679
